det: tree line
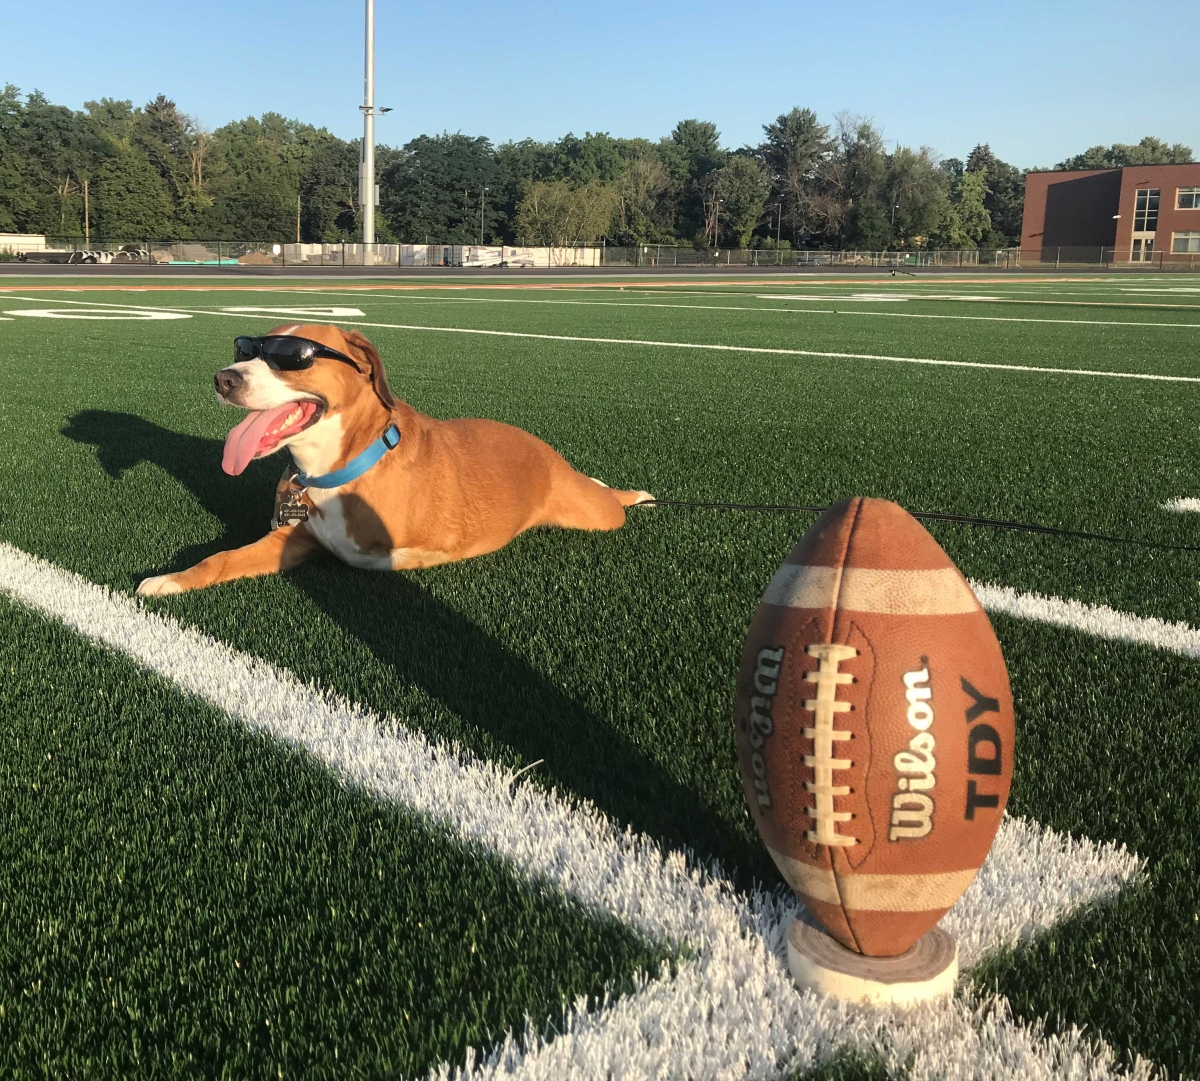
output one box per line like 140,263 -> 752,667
0,85 -> 1191,250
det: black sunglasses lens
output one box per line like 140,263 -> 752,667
260,339 -> 318,371
233,337 -> 258,363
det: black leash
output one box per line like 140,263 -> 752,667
645,498 -> 1200,555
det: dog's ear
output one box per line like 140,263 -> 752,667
342,330 -> 396,411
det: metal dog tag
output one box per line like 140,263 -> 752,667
276,492 -> 310,528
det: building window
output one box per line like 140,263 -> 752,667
1173,232 -> 1200,253
1178,188 -> 1200,210
1134,188 -> 1160,231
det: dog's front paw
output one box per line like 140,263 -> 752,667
136,574 -> 184,597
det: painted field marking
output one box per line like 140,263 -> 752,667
758,293 -> 1004,302
290,286 -> 1200,331
0,541 -> 1152,1079
603,285 -> 1200,312
1123,288 -> 1200,295
973,581 -> 1200,660
3,307 -> 191,320
798,308 -> 1200,331
220,306 -> 366,317
753,293 -> 909,301
4,294 -> 1199,384
1161,497 -> 1200,514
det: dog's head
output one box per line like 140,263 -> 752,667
215,323 -> 395,476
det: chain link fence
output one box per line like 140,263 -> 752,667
11,237 -> 1200,271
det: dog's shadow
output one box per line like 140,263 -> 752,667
64,409 -> 772,887
63,410 -> 281,575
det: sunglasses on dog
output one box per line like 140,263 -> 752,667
234,335 -> 358,371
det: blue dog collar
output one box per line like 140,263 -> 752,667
295,423 -> 401,489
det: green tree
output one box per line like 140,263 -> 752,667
83,98 -> 138,143
884,147 -> 952,248
379,133 -> 496,243
95,143 -> 174,238
207,114 -> 306,239
966,143 -> 1024,245
928,170 -> 991,249
710,155 -> 769,248
550,132 -> 642,185
757,107 -> 832,244
136,96 -> 192,201
491,138 -> 557,242
13,90 -> 105,236
1057,135 -> 1192,170
954,170 -> 991,246
612,154 -> 671,244
659,119 -> 727,242
515,179 -> 618,245
828,115 -> 889,248
299,132 -> 360,241
0,86 -> 30,231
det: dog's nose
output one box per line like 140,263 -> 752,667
214,368 -> 243,397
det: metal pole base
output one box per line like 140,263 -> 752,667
787,913 -> 957,1007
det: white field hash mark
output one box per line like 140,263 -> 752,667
1161,497 -> 1200,514
0,542 -> 1153,1080
3,293 -> 1200,384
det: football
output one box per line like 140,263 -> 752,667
734,497 -> 1014,957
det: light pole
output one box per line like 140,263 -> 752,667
479,186 -> 489,245
775,201 -> 782,246
359,0 -> 391,246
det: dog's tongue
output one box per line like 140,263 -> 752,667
222,404 -> 299,476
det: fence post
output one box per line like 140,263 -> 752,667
1055,247 -> 1060,269
341,242 -> 346,268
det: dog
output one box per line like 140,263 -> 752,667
136,323 -> 653,595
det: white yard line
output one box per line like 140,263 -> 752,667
1161,497 -> 1200,514
3,293 -> 1199,384
0,540 -> 1151,1079
286,287 -> 1200,330
541,284 -> 1200,309
973,581 -> 1200,659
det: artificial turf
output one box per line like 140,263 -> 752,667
1,276 -> 1199,1075
0,593 -> 668,1078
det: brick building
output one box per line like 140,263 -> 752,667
1021,163 -> 1200,263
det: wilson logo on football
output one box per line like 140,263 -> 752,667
889,664 -> 938,841
746,646 -> 785,807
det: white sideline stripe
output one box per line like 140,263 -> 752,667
293,287 -> 1200,331
1161,497 -> 1200,514
972,580 -> 1200,661
0,542 -> 1147,1080
3,293 -> 1198,384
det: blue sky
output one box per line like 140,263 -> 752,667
5,0 -> 1197,168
